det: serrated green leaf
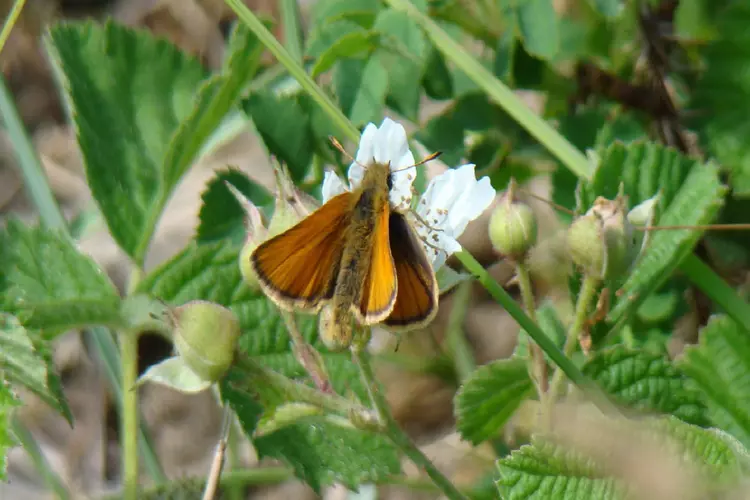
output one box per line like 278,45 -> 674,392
455,358 -> 534,444
306,20 -> 369,58
138,241 -> 400,490
374,9 -> 427,120
196,168 -> 273,244
3,220 -> 121,334
311,30 -> 378,78
679,315 -> 750,448
497,415 -> 747,499
576,142 -> 726,322
690,2 -> 750,196
0,383 -> 19,480
422,47 -> 453,100
515,0 -> 559,60
310,0 -> 381,28
581,346 -> 708,425
497,436 -> 625,499
48,21 -> 207,262
162,23 -> 264,190
337,54 -> 389,126
0,314 -> 72,422
243,91 -> 313,181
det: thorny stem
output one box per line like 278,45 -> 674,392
281,311 -> 332,392
515,262 -> 549,398
351,341 -> 470,500
547,275 -> 600,404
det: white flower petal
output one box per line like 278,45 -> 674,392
321,171 -> 348,202
354,123 -> 378,166
348,163 -> 364,189
347,118 -> 417,209
412,164 -> 496,269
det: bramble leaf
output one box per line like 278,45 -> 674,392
138,241 -> 400,491
374,9 -> 428,120
3,220 -> 121,335
242,91 -> 314,182
162,22 -> 265,190
0,383 -> 19,480
576,142 -> 726,323
196,168 -> 273,244
497,416 -> 747,499
582,346 -> 708,426
0,314 -> 72,423
679,315 -> 750,448
48,21 -> 206,262
690,2 -> 750,196
516,0 -> 559,60
455,358 -> 534,444
336,55 -> 389,126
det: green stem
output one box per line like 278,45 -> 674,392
0,73 -> 67,231
548,275 -> 599,401
224,0 -> 360,143
351,345 -> 469,500
444,281 -> 476,383
121,268 -> 145,500
11,416 -> 70,500
0,0 -> 26,55
386,0 -> 592,180
120,331 -> 139,500
455,251 -> 587,388
516,261 -> 549,397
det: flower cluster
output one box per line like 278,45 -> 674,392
322,118 -> 496,270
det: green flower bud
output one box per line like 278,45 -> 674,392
488,195 -> 538,260
567,196 -> 634,281
239,237 -> 261,292
173,301 -> 240,383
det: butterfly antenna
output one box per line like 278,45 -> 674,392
390,151 -> 442,173
329,135 -> 370,170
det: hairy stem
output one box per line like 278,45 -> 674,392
282,311 -> 332,392
351,343 -> 469,500
516,262 -> 549,397
547,275 -> 600,402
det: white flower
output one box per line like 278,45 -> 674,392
321,118 -> 416,210
411,164 -> 496,270
320,118 -> 496,271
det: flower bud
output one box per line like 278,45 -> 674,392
488,191 -> 537,260
173,301 -> 240,383
567,196 -> 634,281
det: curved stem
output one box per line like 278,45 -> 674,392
351,344 -> 469,500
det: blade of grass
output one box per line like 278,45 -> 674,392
280,0 -> 303,65
11,416 -> 70,500
0,0 -> 26,56
0,72 -> 165,483
384,0 -> 592,181
224,0 -> 360,143
679,254 -> 750,332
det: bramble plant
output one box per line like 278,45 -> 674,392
3,0 -> 750,499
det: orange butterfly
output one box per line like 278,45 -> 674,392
250,157 -> 439,350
